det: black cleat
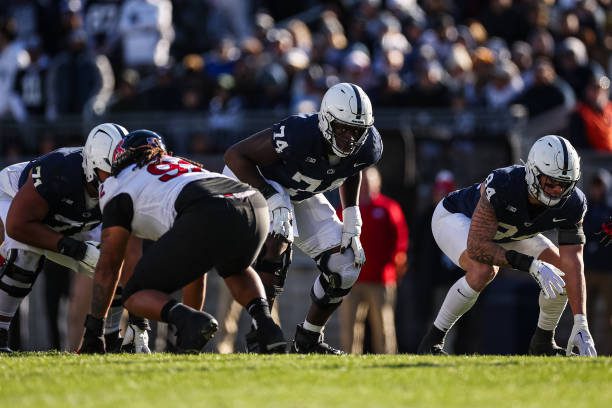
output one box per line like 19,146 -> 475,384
291,324 -> 345,355
175,311 -> 219,353
528,328 -> 571,356
246,320 -> 287,354
417,325 -> 448,355
0,328 -> 13,354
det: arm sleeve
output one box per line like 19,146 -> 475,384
102,193 -> 134,231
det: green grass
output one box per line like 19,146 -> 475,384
0,353 -> 610,408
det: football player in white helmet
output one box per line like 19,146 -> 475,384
0,123 -> 129,353
418,135 -> 596,357
224,82 -> 382,354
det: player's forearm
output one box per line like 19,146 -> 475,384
6,220 -> 62,252
466,237 -> 508,266
225,150 -> 273,195
339,173 -> 361,208
90,266 -> 121,319
562,256 -> 586,316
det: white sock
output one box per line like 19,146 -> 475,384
105,305 -> 124,334
537,291 -> 567,331
302,320 -> 323,333
434,276 -> 479,331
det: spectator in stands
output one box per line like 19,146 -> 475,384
483,60 -> 524,109
568,69 -> 612,152
339,166 -> 409,354
12,36 -> 49,121
46,29 -> 112,119
0,18 -> 28,120
511,57 -> 575,118
118,0 -> 174,74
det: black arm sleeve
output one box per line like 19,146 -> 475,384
558,227 -> 586,245
102,193 -> 134,231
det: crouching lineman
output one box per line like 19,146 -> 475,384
79,130 -> 285,354
418,135 -> 596,356
0,123 -> 149,353
224,82 -> 383,354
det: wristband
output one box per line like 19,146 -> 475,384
84,314 -> 105,337
505,250 -> 534,272
259,183 -> 278,199
57,236 -> 87,260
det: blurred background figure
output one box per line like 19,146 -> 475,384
339,166 -> 408,354
400,169 -> 463,352
567,69 -> 612,152
583,170 -> 612,355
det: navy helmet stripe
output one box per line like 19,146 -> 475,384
111,124 -> 126,136
349,84 -> 362,119
556,136 -> 569,172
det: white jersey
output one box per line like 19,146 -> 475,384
100,156 -> 228,241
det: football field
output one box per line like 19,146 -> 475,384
1,353 -> 610,407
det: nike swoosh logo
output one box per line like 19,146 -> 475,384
354,162 -> 366,167
456,288 -> 469,298
552,218 -> 566,222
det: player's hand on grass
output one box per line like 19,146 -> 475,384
566,314 -> 596,357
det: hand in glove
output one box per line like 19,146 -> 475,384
267,193 -> 293,243
341,206 -> 366,267
566,314 -> 597,356
528,260 -> 565,299
78,314 -> 106,354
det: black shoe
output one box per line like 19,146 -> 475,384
528,328 -> 568,356
0,328 -> 12,354
417,325 -> 447,355
245,321 -> 287,354
291,324 -> 345,355
175,311 -> 219,353
104,330 -> 123,353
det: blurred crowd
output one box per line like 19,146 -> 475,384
0,0 -> 611,158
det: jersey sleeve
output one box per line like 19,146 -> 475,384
481,169 -> 511,217
270,116 -> 298,162
102,193 -> 134,231
558,190 -> 587,245
29,157 -> 66,207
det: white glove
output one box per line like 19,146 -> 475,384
121,324 -> 151,354
566,314 -> 597,357
341,206 -> 366,267
267,193 -> 293,243
81,241 -> 101,270
528,260 -> 565,299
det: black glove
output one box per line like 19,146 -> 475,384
79,314 -> 106,354
57,236 -> 87,261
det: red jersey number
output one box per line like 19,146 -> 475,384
147,158 -> 203,182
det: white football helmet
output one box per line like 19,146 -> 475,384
525,135 -> 581,206
318,82 -> 374,157
83,123 -> 128,183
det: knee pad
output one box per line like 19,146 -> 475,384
255,245 -> 292,299
0,250 -> 44,318
310,248 -> 361,307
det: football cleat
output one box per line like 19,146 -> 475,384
245,320 -> 287,354
291,324 -> 345,355
121,324 -> 152,354
0,328 -> 13,353
417,325 -> 448,355
175,311 -> 218,353
528,328 -> 574,356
